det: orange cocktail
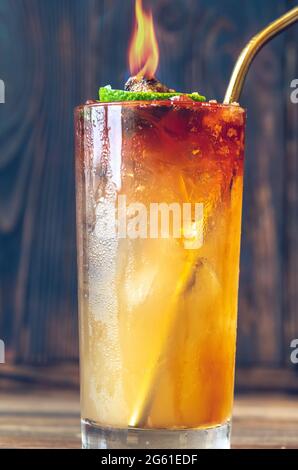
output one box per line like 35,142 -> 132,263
75,98 -> 245,448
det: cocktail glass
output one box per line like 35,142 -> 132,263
75,99 -> 245,449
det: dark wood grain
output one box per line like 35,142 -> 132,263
236,1 -> 286,366
0,0 -> 297,388
0,389 -> 81,449
283,3 -> 298,369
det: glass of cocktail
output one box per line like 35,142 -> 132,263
74,0 -> 249,450
75,96 -> 245,448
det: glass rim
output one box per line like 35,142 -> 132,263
75,100 -> 246,113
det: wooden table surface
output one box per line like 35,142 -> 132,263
0,389 -> 297,449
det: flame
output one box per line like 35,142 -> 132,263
129,0 -> 159,78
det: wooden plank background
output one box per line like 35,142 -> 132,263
1,389 -> 298,449
0,0 -> 297,389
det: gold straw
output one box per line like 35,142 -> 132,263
129,251 -> 198,427
224,7 -> 298,104
129,7 -> 298,428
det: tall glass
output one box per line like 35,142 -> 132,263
75,99 -> 245,449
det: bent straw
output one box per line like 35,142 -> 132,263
129,7 -> 298,428
224,7 -> 298,104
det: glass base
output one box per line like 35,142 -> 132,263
81,419 -> 231,449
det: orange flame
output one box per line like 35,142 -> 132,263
129,0 -> 159,78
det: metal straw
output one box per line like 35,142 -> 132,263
224,7 -> 298,104
129,7 -> 298,428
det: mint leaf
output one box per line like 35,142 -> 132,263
99,85 -> 206,103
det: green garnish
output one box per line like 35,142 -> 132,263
99,85 -> 206,103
